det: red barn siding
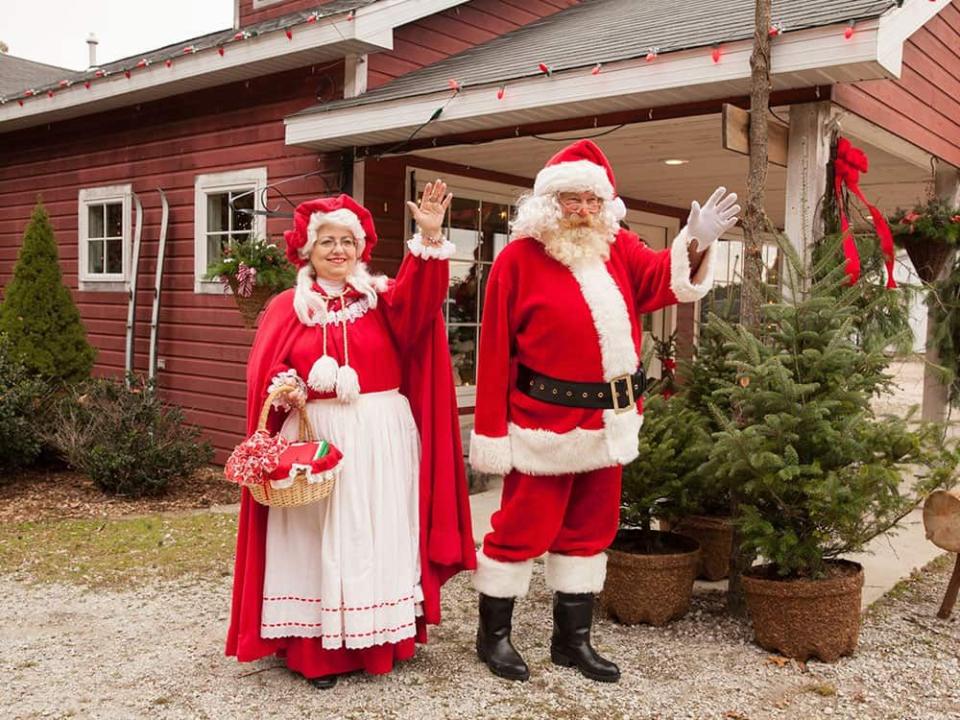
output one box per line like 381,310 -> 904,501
832,0 -> 960,167
238,0 -> 340,28
366,0 -> 579,89
0,65 -> 346,463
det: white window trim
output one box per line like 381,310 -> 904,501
252,0 -> 285,7
194,167 -> 268,294
77,184 -> 133,292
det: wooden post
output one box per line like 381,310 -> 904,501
782,102 -> 833,298
922,165 -> 960,422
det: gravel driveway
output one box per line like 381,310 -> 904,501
3,558 -> 958,720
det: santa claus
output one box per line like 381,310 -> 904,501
469,139 -> 739,682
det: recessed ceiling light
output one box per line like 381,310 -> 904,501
663,159 -> 689,166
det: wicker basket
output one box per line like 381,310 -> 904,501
898,235 -> 955,283
226,276 -> 275,329
242,386 -> 338,508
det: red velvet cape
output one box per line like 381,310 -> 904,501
225,288 -> 476,662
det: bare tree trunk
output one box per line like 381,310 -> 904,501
727,0 -> 772,618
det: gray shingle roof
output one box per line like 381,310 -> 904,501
0,54 -> 74,96
293,0 -> 899,117
0,0 -> 376,101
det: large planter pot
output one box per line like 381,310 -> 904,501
659,515 -> 733,581
601,529 -> 700,626
742,559 -> 864,663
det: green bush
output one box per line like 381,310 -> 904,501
0,201 -> 95,383
0,333 -> 47,473
43,375 -> 213,496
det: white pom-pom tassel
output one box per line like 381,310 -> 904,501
335,364 -> 360,403
308,355 -> 338,392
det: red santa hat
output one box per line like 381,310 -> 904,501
532,139 -> 627,221
284,194 -> 379,266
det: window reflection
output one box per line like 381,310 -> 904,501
432,191 -> 512,387
699,239 -> 780,327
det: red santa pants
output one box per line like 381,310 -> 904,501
474,465 -> 622,598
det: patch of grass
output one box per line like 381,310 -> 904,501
804,681 -> 837,697
0,512 -> 238,589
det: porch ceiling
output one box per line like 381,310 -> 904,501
409,112 -> 932,230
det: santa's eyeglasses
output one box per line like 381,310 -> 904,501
557,193 -> 604,211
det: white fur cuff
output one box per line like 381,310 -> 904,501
545,552 -> 607,593
473,551 -> 534,598
469,431 -> 512,475
669,226 -> 716,303
407,233 -> 455,260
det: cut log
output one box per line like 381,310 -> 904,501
923,490 -> 960,553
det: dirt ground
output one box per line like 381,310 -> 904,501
2,543 -> 958,720
1,467 -> 958,719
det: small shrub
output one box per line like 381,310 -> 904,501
0,333 -> 47,473
44,375 -> 213,496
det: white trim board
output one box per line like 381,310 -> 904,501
284,15 -> 923,151
0,0 -> 468,134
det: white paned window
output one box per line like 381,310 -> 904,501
194,168 -> 267,294
78,185 -> 132,291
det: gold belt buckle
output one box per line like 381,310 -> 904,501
610,374 -> 635,414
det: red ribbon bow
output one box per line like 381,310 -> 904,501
834,137 -> 896,288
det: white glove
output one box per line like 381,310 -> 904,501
687,187 -> 740,252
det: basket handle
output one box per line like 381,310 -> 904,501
258,385 -> 316,442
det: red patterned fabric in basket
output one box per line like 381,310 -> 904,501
224,431 -> 291,487
225,431 -> 343,489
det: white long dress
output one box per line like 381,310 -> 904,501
260,390 -> 423,649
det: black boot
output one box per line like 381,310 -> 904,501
550,592 -> 620,682
307,675 -> 338,689
476,593 -> 530,681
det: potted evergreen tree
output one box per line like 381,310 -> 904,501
602,394 -> 707,626
658,320 -> 739,581
704,238 -> 958,661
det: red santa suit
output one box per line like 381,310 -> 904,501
469,141 -> 716,598
226,195 -> 475,679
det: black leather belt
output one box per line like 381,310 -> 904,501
517,364 -> 645,413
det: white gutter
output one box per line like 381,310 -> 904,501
876,0 -> 953,75
284,7 -> 942,152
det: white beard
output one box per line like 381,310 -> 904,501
540,220 -> 615,267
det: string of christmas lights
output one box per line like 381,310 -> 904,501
0,8 -> 940,109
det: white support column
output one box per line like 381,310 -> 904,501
352,157 -> 365,205
344,54 -> 368,204
922,163 -> 960,422
343,54 -> 368,99
783,102 -> 833,289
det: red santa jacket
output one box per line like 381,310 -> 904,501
468,226 -> 715,476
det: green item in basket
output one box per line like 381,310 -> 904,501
313,440 -> 329,460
